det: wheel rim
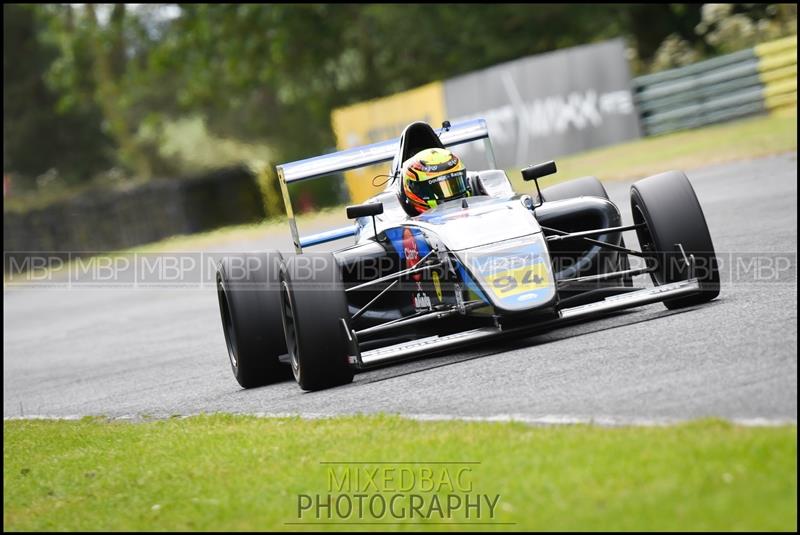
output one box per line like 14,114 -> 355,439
281,280 -> 300,380
217,274 -> 239,369
632,202 -> 664,286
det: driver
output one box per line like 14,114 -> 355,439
399,148 -> 471,215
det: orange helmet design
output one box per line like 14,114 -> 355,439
401,148 -> 471,214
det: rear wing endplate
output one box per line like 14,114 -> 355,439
276,118 -> 495,252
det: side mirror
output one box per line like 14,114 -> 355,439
346,202 -> 384,219
347,202 -> 384,240
521,160 -> 557,182
521,161 -> 556,208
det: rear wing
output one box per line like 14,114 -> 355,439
276,118 -> 496,252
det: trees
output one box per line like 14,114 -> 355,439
4,4 -> 797,191
3,4 -> 113,189
40,4 -> 179,179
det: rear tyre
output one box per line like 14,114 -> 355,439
541,176 -> 632,285
216,251 -> 290,388
280,253 -> 354,391
630,171 -> 720,309
538,175 -> 608,203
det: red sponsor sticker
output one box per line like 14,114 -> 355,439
403,228 -> 422,282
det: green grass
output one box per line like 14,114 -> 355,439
3,415 -> 796,531
506,110 -> 798,190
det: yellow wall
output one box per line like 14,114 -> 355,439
755,35 -> 797,112
331,82 -> 446,203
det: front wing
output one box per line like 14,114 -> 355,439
347,278 -> 702,368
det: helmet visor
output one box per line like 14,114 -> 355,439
407,170 -> 470,204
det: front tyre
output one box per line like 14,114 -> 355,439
280,253 -> 354,391
630,171 -> 720,309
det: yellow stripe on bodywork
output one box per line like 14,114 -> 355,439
484,262 -> 551,298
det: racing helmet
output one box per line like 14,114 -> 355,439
400,148 -> 471,214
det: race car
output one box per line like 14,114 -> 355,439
216,118 -> 720,391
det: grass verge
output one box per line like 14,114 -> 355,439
3,415 -> 797,531
520,110 -> 797,186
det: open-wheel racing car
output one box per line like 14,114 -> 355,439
216,118 -> 720,391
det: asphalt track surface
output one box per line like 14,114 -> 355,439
3,153 -> 797,423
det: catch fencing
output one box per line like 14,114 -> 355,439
633,35 -> 797,136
